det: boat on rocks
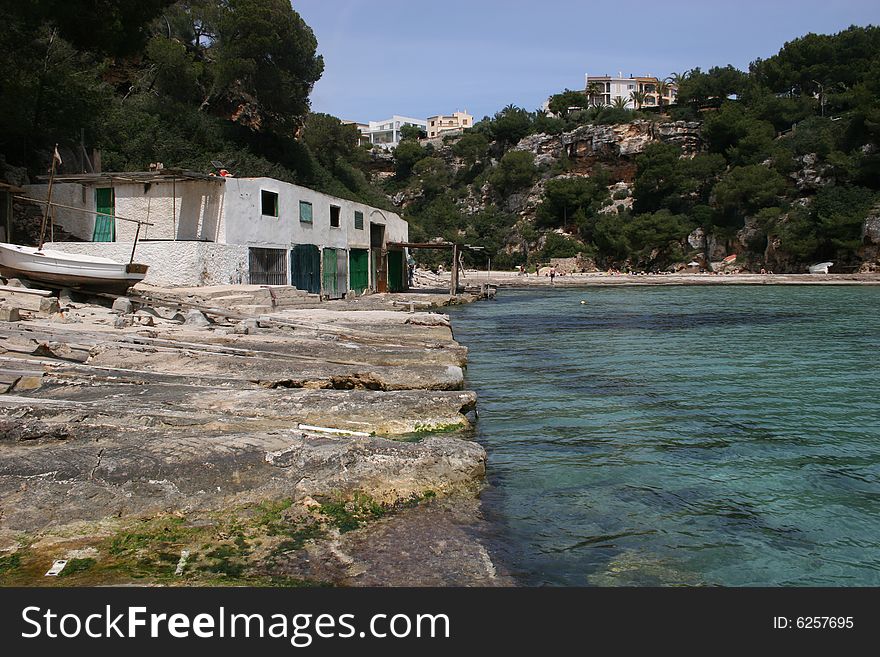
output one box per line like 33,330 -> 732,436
0,242 -> 148,294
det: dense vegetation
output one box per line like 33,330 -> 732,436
2,7 -> 878,272
390,25 -> 880,272
0,0 -> 389,209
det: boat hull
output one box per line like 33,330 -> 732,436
0,243 -> 148,295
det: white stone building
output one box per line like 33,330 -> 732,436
585,72 -> 678,108
360,116 -> 428,149
25,170 -> 409,296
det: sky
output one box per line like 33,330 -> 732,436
294,0 -> 880,122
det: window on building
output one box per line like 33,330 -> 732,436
330,205 -> 341,228
261,190 -> 279,217
299,200 -> 313,223
354,210 -> 364,230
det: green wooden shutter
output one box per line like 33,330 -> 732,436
93,188 -> 115,242
322,247 -> 338,298
290,244 -> 321,294
299,201 -> 312,223
349,249 -> 369,294
387,249 -> 405,292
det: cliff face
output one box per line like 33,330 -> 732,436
397,118 -> 878,273
481,121 -> 702,250
513,120 -> 702,164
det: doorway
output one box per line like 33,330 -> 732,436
370,223 -> 386,292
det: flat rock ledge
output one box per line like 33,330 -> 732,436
0,426 -> 486,532
0,290 -> 504,586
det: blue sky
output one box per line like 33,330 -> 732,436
295,0 -> 880,122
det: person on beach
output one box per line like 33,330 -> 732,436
550,266 -> 557,284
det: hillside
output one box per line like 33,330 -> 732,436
2,7 -> 878,274
386,25 -> 880,274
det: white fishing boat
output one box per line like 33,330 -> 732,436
0,143 -> 151,295
808,261 -> 833,274
0,242 -> 148,294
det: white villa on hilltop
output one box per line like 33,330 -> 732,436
585,72 -> 678,108
22,170 -> 409,296
359,116 -> 428,149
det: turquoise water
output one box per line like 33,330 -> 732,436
449,286 -> 880,586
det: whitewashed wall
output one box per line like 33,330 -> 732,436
114,180 -> 225,242
45,241 -> 249,287
222,178 -> 407,248
24,180 -> 225,243
23,183 -> 92,240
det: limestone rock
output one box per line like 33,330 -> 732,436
858,210 -> 880,267
111,297 -> 133,314
405,313 -> 451,328
706,234 -> 728,261
862,213 -> 880,244
264,433 -> 486,502
513,120 -> 702,163
687,227 -> 706,250
184,309 -> 211,327
134,311 -> 155,327
790,153 -> 831,191
0,306 -> 21,322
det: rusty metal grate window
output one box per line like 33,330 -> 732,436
248,247 -> 288,285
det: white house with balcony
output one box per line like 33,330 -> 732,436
360,116 -> 428,149
426,111 -> 473,138
23,170 -> 409,296
585,72 -> 678,108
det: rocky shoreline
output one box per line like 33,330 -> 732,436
0,285 -> 512,586
453,270 -> 880,287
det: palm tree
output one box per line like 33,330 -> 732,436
629,90 -> 646,110
586,81 -> 603,106
665,71 -> 688,105
666,71 -> 689,87
611,96 -> 629,110
656,80 -> 670,107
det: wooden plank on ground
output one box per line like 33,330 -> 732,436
0,284 -> 54,297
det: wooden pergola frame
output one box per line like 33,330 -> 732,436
388,241 -> 485,296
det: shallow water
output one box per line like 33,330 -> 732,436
449,286 -> 880,586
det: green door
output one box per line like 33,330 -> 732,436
93,188 -> 115,242
291,244 -> 320,293
322,247 -> 339,298
349,249 -> 369,294
387,249 -> 405,292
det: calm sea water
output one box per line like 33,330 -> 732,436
449,286 -> 880,586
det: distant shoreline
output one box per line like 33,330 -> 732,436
449,271 -> 880,287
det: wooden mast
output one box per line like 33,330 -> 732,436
37,144 -> 59,250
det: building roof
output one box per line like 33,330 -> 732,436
38,169 -> 224,185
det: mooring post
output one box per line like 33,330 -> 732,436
450,243 -> 459,297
